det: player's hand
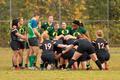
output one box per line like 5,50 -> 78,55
62,50 -> 65,54
23,35 -> 28,41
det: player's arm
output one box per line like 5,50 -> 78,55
62,44 -> 74,54
106,45 -> 110,51
15,32 -> 27,41
62,40 -> 78,54
13,28 -> 27,41
57,44 -> 68,48
33,28 -> 41,38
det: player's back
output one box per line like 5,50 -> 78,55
94,38 -> 108,53
53,39 -> 63,54
41,39 -> 54,54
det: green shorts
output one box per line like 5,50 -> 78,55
28,37 -> 38,46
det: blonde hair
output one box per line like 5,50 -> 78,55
96,30 -> 104,38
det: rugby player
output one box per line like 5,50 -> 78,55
10,19 -> 27,70
92,30 -> 110,70
62,35 -> 103,70
27,13 -> 41,69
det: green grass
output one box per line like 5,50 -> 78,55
0,48 -> 120,80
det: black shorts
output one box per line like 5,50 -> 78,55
19,41 -> 25,49
61,49 -> 75,60
10,41 -> 20,51
77,45 -> 95,55
77,52 -> 91,62
96,52 -> 110,63
24,42 -> 29,49
28,37 -> 38,46
41,53 -> 55,64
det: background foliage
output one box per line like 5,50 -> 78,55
0,0 -> 120,47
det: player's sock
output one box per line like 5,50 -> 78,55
14,65 -> 17,68
33,55 -> 37,67
95,60 -> 102,70
29,55 -> 34,67
55,60 -> 58,69
25,64 -> 28,68
67,59 -> 76,69
59,65 -> 62,69
40,63 -> 44,70
86,63 -> 91,70
19,63 -> 22,67
62,64 -> 66,69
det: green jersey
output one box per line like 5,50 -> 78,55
41,22 -> 54,31
78,26 -> 86,34
58,27 -> 70,36
18,26 -> 26,41
28,19 -> 38,38
47,27 -> 58,40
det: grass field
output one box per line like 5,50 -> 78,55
0,48 -> 120,80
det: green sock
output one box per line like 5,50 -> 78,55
29,55 -> 34,67
33,55 -> 37,66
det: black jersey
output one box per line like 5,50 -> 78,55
73,38 -> 95,54
53,39 -> 63,54
41,39 -> 54,54
92,38 -> 108,53
10,28 -> 19,41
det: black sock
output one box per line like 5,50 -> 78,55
19,63 -> 22,67
95,60 -> 102,70
62,64 -> 66,69
59,65 -> 62,69
14,65 -> 17,68
55,60 -> 58,68
45,63 -> 48,68
67,59 -> 76,69
40,63 -> 44,69
33,63 -> 36,67
25,64 -> 28,67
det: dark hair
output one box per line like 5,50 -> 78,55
73,20 -> 84,27
12,19 -> 18,27
79,22 -> 84,27
33,12 -> 40,17
72,20 -> 80,26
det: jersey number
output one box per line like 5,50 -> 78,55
45,43 -> 52,50
98,43 -> 104,49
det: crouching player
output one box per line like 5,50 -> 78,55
40,33 -> 55,70
92,30 -> 110,70
40,33 -> 67,70
62,35 -> 103,70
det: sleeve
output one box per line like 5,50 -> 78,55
54,42 -> 59,48
79,27 -> 87,34
73,40 -> 78,46
105,40 -> 108,45
12,28 -> 18,35
31,20 -> 38,28
39,43 -> 43,49
91,41 -> 96,47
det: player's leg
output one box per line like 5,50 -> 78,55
67,51 -> 82,69
10,41 -> 20,69
12,51 -> 19,69
104,61 -> 109,70
59,57 -> 65,69
81,61 -> 87,70
72,61 -> 78,70
90,53 -> 102,70
32,46 -> 40,67
47,53 -> 55,70
18,49 -> 23,68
